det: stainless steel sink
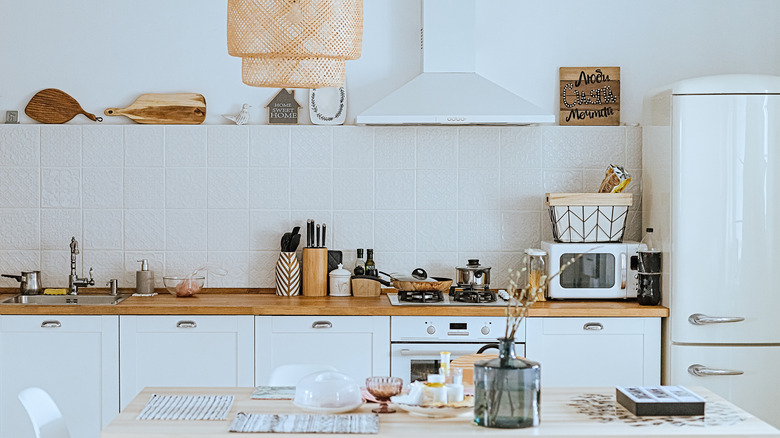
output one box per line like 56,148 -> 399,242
1,294 -> 132,305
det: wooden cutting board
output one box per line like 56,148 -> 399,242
25,88 -> 102,124
104,93 -> 206,124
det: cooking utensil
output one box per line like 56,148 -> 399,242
316,224 -> 320,248
25,89 -> 103,124
322,224 -> 326,248
2,271 -> 43,295
281,232 -> 292,252
455,259 -> 491,286
104,93 -> 206,124
288,233 -> 301,252
357,271 -> 453,292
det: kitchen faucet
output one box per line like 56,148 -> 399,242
69,237 -> 95,294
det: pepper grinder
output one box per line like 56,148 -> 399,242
135,259 -> 155,294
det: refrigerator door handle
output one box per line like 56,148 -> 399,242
687,364 -> 744,377
688,313 -> 745,325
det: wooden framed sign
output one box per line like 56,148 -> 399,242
266,89 -> 301,124
559,67 -> 620,126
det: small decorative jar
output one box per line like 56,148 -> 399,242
328,263 -> 352,296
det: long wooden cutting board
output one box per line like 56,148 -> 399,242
104,93 -> 206,124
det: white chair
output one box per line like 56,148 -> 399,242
18,387 -> 71,438
268,364 -> 338,386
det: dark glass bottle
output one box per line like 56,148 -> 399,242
354,249 -> 366,276
365,249 -> 377,277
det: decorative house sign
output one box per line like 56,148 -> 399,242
559,67 -> 620,126
266,89 -> 301,124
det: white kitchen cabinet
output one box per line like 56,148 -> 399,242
525,317 -> 660,387
255,316 -> 390,385
119,315 -> 254,409
670,344 -> 780,428
0,315 -> 119,438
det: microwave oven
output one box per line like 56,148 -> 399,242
541,241 -> 644,299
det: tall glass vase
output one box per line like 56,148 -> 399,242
474,337 -> 540,428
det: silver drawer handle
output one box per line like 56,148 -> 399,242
688,313 -> 745,325
176,320 -> 197,328
583,322 -> 604,331
688,364 -> 744,377
312,321 -> 333,329
399,349 -> 481,357
41,320 -> 61,328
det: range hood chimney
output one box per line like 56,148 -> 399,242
356,0 -> 553,125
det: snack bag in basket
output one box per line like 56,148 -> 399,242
598,164 -> 631,193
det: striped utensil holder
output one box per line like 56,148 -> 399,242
275,252 -> 301,296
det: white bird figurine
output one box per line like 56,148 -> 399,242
223,104 -> 251,125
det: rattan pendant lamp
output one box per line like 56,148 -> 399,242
227,0 -> 363,88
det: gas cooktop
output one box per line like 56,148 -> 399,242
387,292 -> 510,306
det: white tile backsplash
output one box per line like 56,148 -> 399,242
41,168 -> 81,208
41,125 -> 81,167
125,126 -> 164,167
0,125 -> 643,288
0,167 -> 39,208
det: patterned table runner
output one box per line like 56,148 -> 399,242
137,394 -> 234,420
228,413 -> 379,434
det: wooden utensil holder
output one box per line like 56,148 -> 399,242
302,248 -> 328,296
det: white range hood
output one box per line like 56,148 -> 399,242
356,0 -> 553,125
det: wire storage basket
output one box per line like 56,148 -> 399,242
227,0 -> 363,88
546,193 -> 633,243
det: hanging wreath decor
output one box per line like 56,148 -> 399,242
227,0 -> 363,88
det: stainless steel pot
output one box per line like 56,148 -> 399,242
455,259 -> 491,286
2,270 -> 43,295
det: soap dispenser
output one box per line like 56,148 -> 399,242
135,259 -> 155,294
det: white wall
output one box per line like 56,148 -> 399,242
1,0 -> 778,125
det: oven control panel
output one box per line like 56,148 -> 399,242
391,316 -> 525,342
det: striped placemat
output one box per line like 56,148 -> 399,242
137,394 -> 234,420
229,412 -> 379,434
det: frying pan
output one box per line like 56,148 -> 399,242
353,270 -> 453,292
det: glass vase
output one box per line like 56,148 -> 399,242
473,337 -> 540,428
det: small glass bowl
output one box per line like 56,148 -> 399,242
163,276 -> 205,297
365,376 -> 403,413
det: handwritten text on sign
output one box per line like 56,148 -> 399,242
559,67 -> 620,126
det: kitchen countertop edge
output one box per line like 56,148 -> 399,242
0,292 -> 669,317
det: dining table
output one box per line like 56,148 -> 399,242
101,386 -> 780,438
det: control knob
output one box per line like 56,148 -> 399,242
426,325 -> 436,335
481,325 -> 490,335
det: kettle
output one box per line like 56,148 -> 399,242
2,271 -> 43,295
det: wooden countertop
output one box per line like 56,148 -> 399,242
102,386 -> 779,438
0,290 -> 668,317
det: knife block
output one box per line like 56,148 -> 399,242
302,248 -> 328,296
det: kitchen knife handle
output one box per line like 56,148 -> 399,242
688,313 -> 745,325
687,364 -> 744,377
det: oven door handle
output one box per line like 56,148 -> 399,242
398,349 -> 483,357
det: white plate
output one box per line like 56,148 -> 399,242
390,396 -> 474,418
292,400 -> 363,414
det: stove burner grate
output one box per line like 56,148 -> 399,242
450,285 -> 496,303
398,290 -> 444,303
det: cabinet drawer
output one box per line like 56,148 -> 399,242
124,315 -> 247,332
0,315 -> 106,332
269,316 -> 375,333
533,317 -> 646,335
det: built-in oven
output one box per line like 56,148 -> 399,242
390,316 -> 525,383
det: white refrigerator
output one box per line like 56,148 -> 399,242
643,74 -> 780,428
